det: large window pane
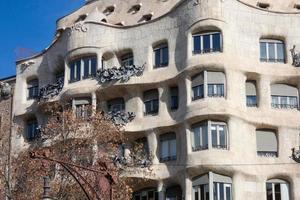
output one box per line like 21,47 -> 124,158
277,43 -> 284,62
212,33 -> 221,52
194,35 -> 201,53
274,183 -> 281,200
260,42 -> 267,61
268,43 -> 276,61
211,125 -> 218,147
162,47 -> 169,65
203,35 -> 211,53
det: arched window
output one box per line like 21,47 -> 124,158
27,79 -> 39,100
143,89 -> 159,115
256,129 -> 278,157
271,84 -> 298,109
193,31 -> 222,54
260,39 -> 285,63
72,98 -> 91,119
193,172 -> 232,200
266,179 -> 290,200
246,81 -> 257,107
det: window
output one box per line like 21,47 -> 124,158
266,179 -> 290,200
246,81 -> 257,107
121,53 -> 134,67
271,84 -> 298,109
107,98 -> 125,112
83,56 -> 97,78
193,172 -> 232,200
153,43 -> 168,68
143,89 -> 159,115
260,39 -> 285,63
192,121 -> 228,151
166,186 -> 182,200
192,73 -> 204,100
170,86 -> 179,110
192,122 -> 208,151
192,71 -> 225,101
207,71 -> 225,97
26,119 -> 39,140
160,133 -> 176,162
256,129 -> 278,157
69,56 -> 97,82
193,32 -> 222,54
73,98 -> 91,118
133,188 -> 158,200
27,79 -> 39,99
211,123 -> 227,149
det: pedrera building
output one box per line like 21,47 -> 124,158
10,0 -> 300,199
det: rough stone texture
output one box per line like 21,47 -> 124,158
0,77 -> 15,199
13,0 -> 300,199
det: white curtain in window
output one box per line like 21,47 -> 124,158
280,183 -> 289,200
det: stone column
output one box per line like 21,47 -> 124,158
184,175 -> 192,200
185,77 -> 192,106
147,130 -> 159,165
257,75 -> 271,110
159,85 -> 168,117
157,180 -> 165,200
91,92 -> 97,111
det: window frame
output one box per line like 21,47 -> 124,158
170,86 -> 179,110
271,95 -> 298,109
153,43 -> 169,68
26,119 -> 39,141
193,31 -> 222,54
107,97 -> 125,112
143,89 -> 159,115
27,79 -> 39,100
69,55 -> 98,83
192,120 -> 228,152
260,39 -> 285,63
159,133 -> 177,162
121,53 -> 134,67
266,179 -> 290,200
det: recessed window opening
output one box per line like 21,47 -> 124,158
107,98 -> 125,112
153,43 -> 168,68
256,129 -> 278,157
160,133 -> 177,162
73,98 -> 91,119
69,56 -> 97,82
143,13 -> 153,21
266,179 -> 290,200
193,31 -> 222,54
192,120 -> 228,152
193,173 -> 232,200
170,86 -> 179,110
133,188 -> 158,200
260,39 -> 285,63
246,81 -> 257,107
104,5 -> 116,15
294,4 -> 300,10
271,84 -> 298,109
143,89 -> 159,115
27,79 -> 39,100
121,53 -> 134,67
26,118 -> 39,141
257,2 -> 270,9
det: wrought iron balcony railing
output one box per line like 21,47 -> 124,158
39,79 -> 64,101
257,151 -> 278,157
290,45 -> 300,67
106,110 -> 135,126
97,64 -> 145,83
0,82 -> 11,99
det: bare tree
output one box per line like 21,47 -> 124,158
11,103 -> 151,200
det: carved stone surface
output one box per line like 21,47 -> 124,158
71,21 -> 88,33
97,64 -> 145,83
106,110 -> 135,126
290,45 -> 300,67
292,147 -> 300,163
20,60 -> 35,72
0,82 -> 12,99
39,79 -> 64,101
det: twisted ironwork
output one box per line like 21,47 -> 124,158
106,111 -> 135,126
97,64 -> 145,83
0,82 -> 11,99
39,79 -> 64,101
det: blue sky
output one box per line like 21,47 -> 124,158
0,0 -> 84,79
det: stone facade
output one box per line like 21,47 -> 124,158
0,76 -> 15,199
13,0 -> 300,199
